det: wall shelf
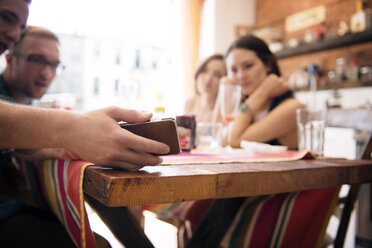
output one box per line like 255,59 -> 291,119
294,81 -> 372,92
275,29 -> 372,59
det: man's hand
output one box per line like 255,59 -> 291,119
61,107 -> 170,171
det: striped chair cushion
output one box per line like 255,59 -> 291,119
220,187 -> 340,248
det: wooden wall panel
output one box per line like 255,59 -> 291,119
255,0 -> 372,79
278,42 -> 372,79
256,0 -> 364,40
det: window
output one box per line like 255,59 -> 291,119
93,78 -> 100,96
26,0 -> 186,115
114,79 -> 119,95
135,50 -> 141,69
115,54 -> 121,65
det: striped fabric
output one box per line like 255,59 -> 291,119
18,152 -> 339,248
141,201 -> 195,223
144,150 -> 315,225
220,187 -> 340,248
148,150 -> 339,247
20,159 -> 95,248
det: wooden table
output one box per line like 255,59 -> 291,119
83,158 -> 372,247
84,158 -> 372,207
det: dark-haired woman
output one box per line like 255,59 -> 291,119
187,36 -> 338,248
223,34 -> 303,148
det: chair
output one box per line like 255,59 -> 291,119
325,108 -> 372,248
186,107 -> 372,248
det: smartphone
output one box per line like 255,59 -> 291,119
119,118 -> 181,156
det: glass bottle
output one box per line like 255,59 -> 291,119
348,60 -> 359,82
307,64 -> 318,110
335,58 -> 348,83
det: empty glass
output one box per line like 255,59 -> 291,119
196,122 -> 223,153
296,108 -> 326,156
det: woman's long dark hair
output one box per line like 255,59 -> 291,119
226,34 -> 281,76
226,34 -> 293,104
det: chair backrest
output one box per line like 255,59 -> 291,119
326,108 -> 372,248
327,108 -> 372,133
327,108 -> 372,160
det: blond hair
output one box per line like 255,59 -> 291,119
11,26 -> 59,53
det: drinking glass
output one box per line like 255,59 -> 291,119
196,122 -> 223,153
219,83 -> 241,148
296,108 -> 326,156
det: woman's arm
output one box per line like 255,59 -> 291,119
231,98 -> 303,148
230,74 -> 303,148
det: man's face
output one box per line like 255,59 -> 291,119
9,36 -> 60,99
0,0 -> 29,55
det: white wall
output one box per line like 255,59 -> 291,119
200,0 -> 256,58
215,0 -> 256,53
295,87 -> 372,109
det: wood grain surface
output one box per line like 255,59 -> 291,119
84,159 -> 372,207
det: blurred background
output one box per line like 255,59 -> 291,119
2,0 -> 370,247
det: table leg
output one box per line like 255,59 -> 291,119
85,194 -> 154,248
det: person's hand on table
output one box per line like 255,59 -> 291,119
61,107 -> 170,171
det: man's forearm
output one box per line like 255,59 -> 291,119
0,101 -> 77,149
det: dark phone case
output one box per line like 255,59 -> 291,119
119,119 -> 181,156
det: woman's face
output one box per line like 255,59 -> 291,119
226,48 -> 269,95
196,59 -> 226,97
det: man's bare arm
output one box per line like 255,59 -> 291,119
0,101 -> 170,170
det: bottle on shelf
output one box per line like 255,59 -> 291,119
153,106 -> 166,120
326,90 -> 342,109
307,64 -> 319,110
348,60 -> 360,82
288,67 -> 308,90
335,57 -> 348,83
350,0 -> 372,33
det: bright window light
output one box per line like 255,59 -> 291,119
22,0 -> 185,115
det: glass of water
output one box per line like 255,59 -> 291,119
196,122 -> 223,153
296,108 -> 326,156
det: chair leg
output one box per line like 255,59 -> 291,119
186,198 -> 245,248
334,184 -> 361,248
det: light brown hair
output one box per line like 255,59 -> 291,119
11,26 -> 59,53
194,54 -> 226,94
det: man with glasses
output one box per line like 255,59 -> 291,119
0,0 -> 169,246
0,0 -> 169,170
0,26 -> 71,161
1,26 -> 63,105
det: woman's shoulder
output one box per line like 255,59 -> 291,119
184,95 -> 199,113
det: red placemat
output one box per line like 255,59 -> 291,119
161,150 -> 314,165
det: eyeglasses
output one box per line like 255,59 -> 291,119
12,52 -> 65,73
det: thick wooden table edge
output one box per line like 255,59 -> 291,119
83,159 -> 372,207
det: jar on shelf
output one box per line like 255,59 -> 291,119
348,60 -> 359,82
335,57 -> 348,83
326,90 -> 342,109
360,66 -> 372,84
